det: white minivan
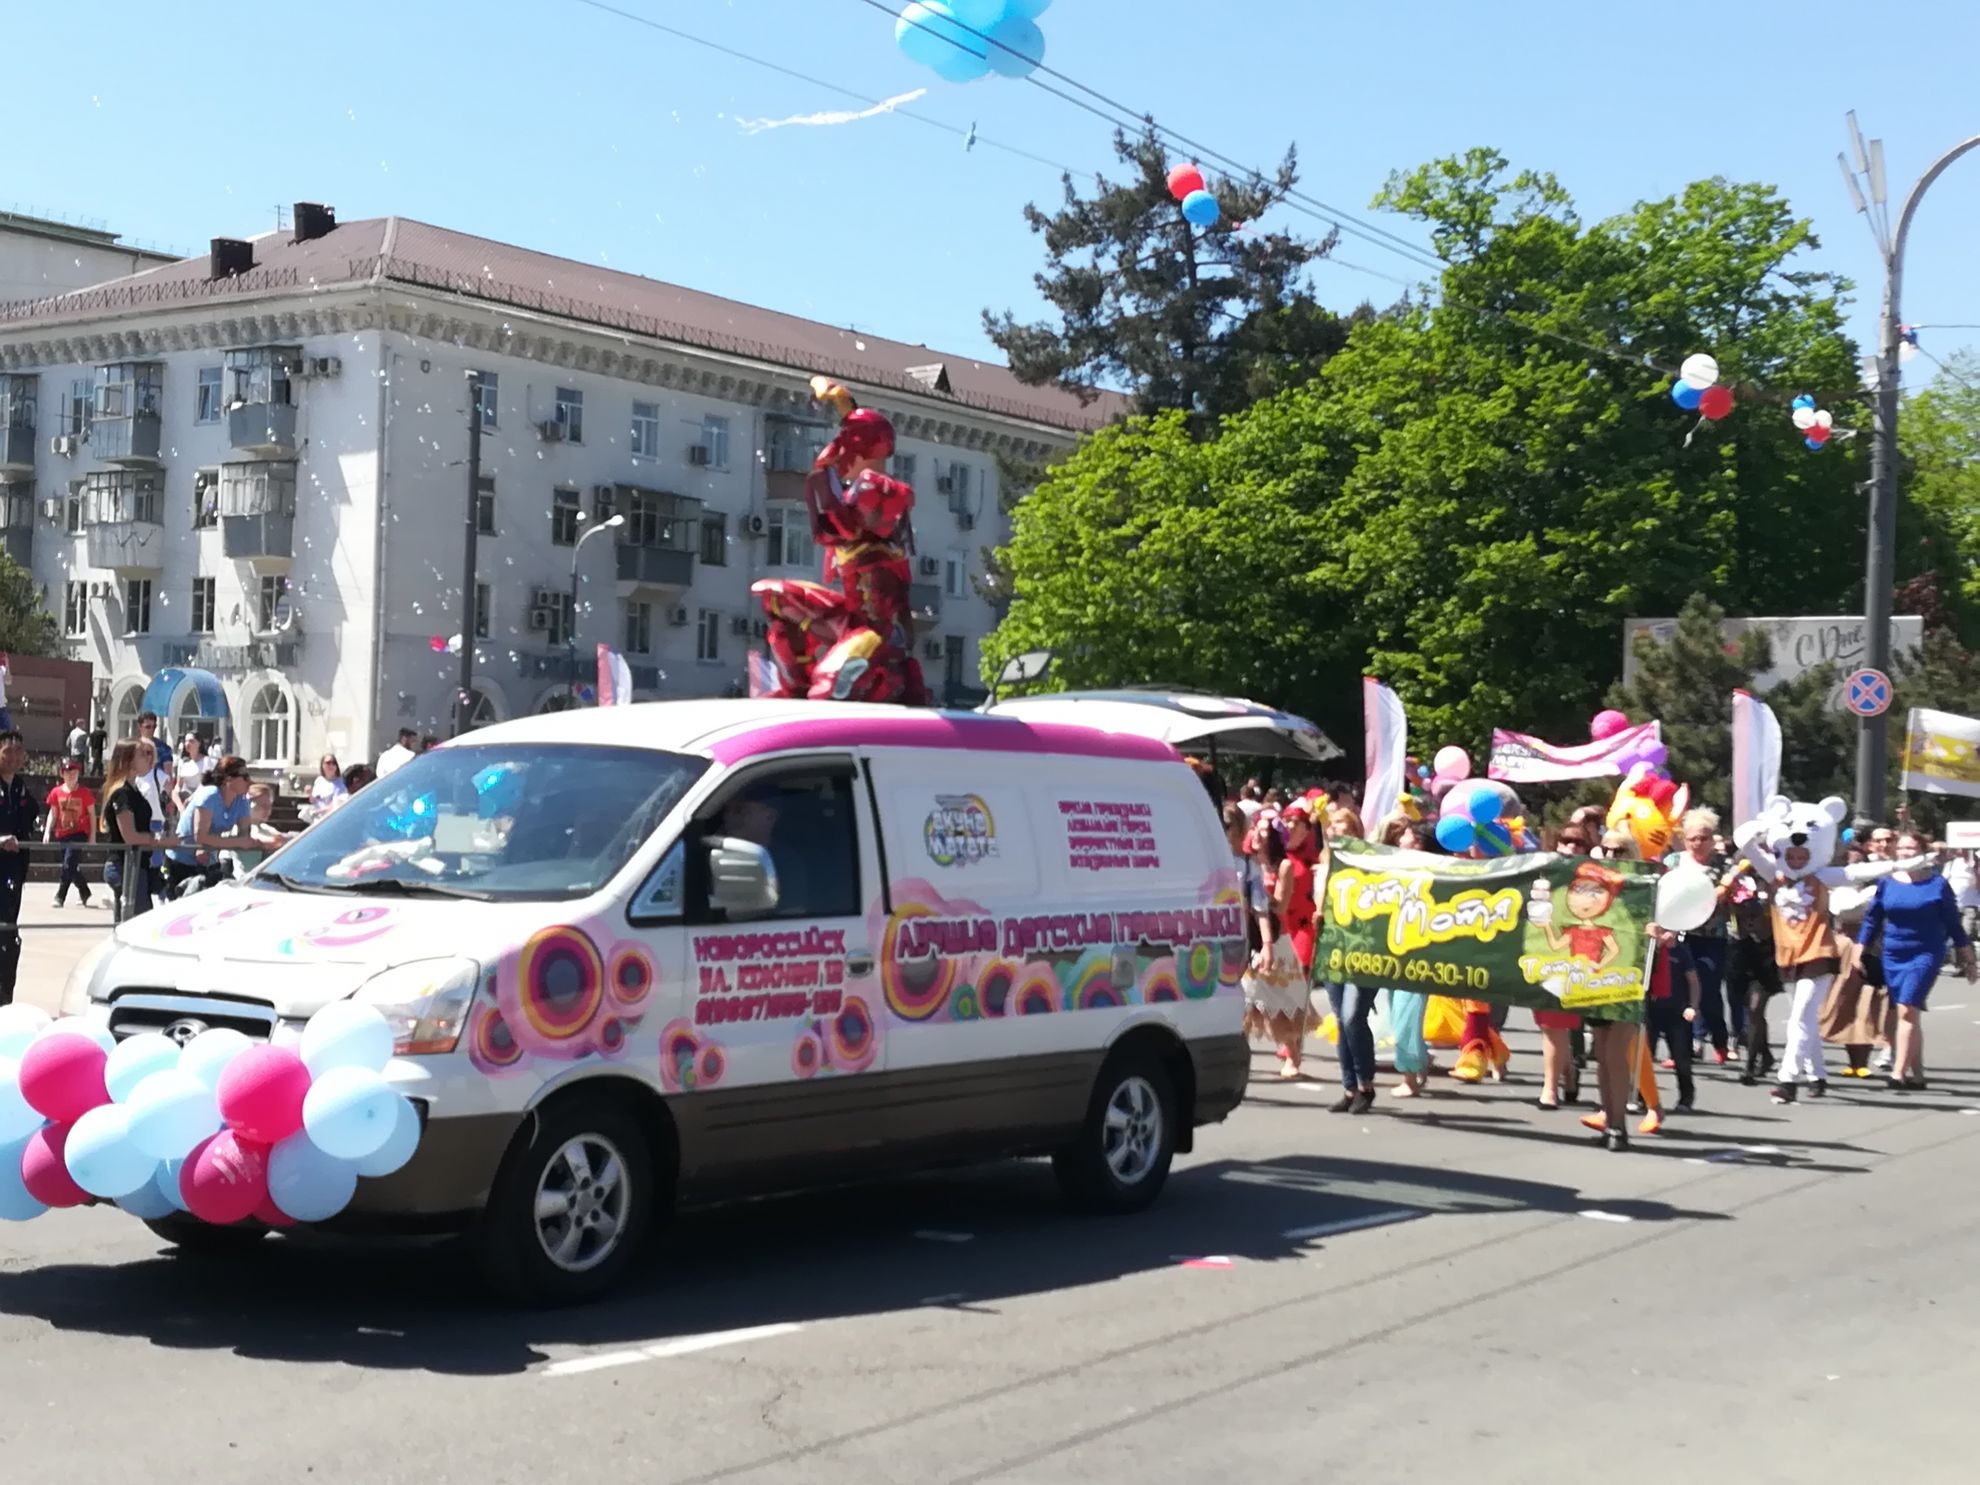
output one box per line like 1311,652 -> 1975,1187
65,701 -> 1249,1301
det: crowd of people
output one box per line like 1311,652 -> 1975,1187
1215,772 -> 1979,1154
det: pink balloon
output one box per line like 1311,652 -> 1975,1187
1590,709 -> 1630,741
1431,745 -> 1471,782
216,1045 -> 311,1146
20,1123 -> 87,1209
253,1194 -> 297,1229
180,1131 -> 270,1226
18,1032 -> 109,1125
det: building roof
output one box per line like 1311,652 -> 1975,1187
0,209 -> 176,259
0,215 -> 1124,435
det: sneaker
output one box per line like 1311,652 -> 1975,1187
1871,1049 -> 1893,1072
1660,1058 -> 1676,1071
1771,1084 -> 1797,1105
1676,1096 -> 1696,1112
1713,1049 -> 1729,1066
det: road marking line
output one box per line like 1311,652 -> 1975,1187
1961,1109 -> 1980,1117
1578,1210 -> 1633,1223
1175,1255 -> 1234,1269
543,1323 -> 802,1378
1282,1209 -> 1419,1242
912,1229 -> 975,1243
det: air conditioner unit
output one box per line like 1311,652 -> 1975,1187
528,586 -> 556,610
667,605 -> 690,627
730,616 -> 751,637
687,444 -> 711,467
39,497 -> 60,523
592,484 -> 618,503
537,420 -> 564,443
957,512 -> 975,531
935,474 -> 958,496
527,606 -> 553,632
750,619 -> 768,639
311,355 -> 342,379
49,435 -> 73,457
923,640 -> 944,661
742,513 -> 768,538
917,556 -> 941,578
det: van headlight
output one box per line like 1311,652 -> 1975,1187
60,937 -> 118,1017
352,958 -> 480,1056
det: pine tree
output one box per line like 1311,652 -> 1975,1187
0,552 -> 57,656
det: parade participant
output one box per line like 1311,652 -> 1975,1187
1242,815 -> 1309,1077
1319,803 -> 1376,1113
1723,860 -> 1782,1084
1376,813 -> 1433,1097
1858,828 -> 1976,1090
1644,925 -> 1701,1112
1667,808 -> 1735,1061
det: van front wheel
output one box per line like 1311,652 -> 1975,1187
472,1098 -> 656,1305
1053,1049 -> 1177,1214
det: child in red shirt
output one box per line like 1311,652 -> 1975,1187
44,757 -> 95,908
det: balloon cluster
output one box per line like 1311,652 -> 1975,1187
895,0 -> 1048,83
0,1002 -> 419,1228
1789,394 -> 1837,452
1594,709 -> 1669,778
1434,780 -> 1525,856
1166,162 -> 1220,228
427,634 -> 463,655
1669,353 -> 1734,422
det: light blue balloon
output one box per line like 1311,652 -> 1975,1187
37,1018 -> 114,1054
948,0 -> 1007,25
1792,393 -> 1817,411
302,1067 -> 400,1161
352,1095 -> 421,1179
267,1132 -> 359,1222
1434,814 -> 1475,853
900,0 -> 989,78
1181,190 -> 1221,227
0,1056 -> 43,1145
65,1103 -> 155,1199
106,1033 -> 181,1104
125,1068 -> 222,1163
116,1176 -> 178,1221
153,1157 -> 189,1213
179,1027 -> 253,1090
930,44 -> 991,82
985,13 -> 1044,77
301,1000 -> 394,1079
1671,380 -> 1703,410
0,1137 -> 46,1221
0,1004 -> 51,1058
1009,0 -> 1051,16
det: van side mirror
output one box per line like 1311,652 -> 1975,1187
707,836 -> 779,919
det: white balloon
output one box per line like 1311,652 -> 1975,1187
1679,352 -> 1720,390
179,1027 -> 253,1090
0,1055 -> 43,1144
105,1033 -> 181,1104
1814,409 -> 1834,429
1791,408 -> 1817,430
1655,865 -> 1719,935
301,1001 -> 394,1079
0,1004 -> 51,1058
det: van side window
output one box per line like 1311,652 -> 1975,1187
704,770 -> 861,921
628,841 -> 684,924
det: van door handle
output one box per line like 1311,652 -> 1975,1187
845,953 -> 875,978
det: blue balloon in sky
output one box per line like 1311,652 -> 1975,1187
1181,190 -> 1221,228
898,2 -> 988,76
1671,380 -> 1703,410
1791,393 -> 1817,411
1009,0 -> 1052,16
985,13 -> 1044,77
947,0 -> 1007,25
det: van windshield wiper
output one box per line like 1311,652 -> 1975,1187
324,876 -> 498,902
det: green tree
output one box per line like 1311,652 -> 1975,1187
0,553 -> 57,656
1897,352 -> 1980,638
984,124 -> 1351,425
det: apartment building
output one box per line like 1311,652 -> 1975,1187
0,204 -> 1112,768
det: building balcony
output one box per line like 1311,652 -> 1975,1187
615,542 -> 695,592
228,402 -> 298,456
85,520 -> 164,574
908,583 -> 943,622
1,529 -> 28,570
222,512 -> 294,568
90,413 -> 162,465
0,424 -> 33,475
0,375 -> 34,474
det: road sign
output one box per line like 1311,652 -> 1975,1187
1843,668 -> 1893,718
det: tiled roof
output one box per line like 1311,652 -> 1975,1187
0,215 -> 1124,435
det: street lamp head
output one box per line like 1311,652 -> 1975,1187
603,514 -> 626,529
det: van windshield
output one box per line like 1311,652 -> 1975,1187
256,744 -> 706,902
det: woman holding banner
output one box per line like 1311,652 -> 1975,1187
1376,814 -> 1433,1097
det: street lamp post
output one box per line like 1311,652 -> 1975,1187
1841,117 -> 1980,818
569,514 -> 624,705
454,372 -> 484,739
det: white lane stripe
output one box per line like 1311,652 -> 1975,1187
1282,1209 -> 1418,1241
543,1323 -> 802,1377
1579,1210 -> 1633,1223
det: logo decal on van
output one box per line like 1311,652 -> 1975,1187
923,794 -> 996,868
469,922 -> 659,1077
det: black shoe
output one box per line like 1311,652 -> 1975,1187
1605,1129 -> 1630,1153
1885,1076 -> 1906,1091
1676,1097 -> 1695,1113
1350,1089 -> 1376,1115
1810,1079 -> 1828,1099
1536,1098 -> 1560,1111
1328,1095 -> 1355,1113
1739,1071 -> 1756,1086
1903,1075 -> 1928,1091
1770,1084 -> 1797,1105
52,896 -> 65,908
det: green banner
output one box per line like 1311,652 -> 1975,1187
1317,841 -> 1657,1018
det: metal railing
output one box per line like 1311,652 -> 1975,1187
7,840 -> 170,925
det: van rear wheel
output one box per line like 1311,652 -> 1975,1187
471,1097 -> 656,1306
1054,1047 -> 1177,1214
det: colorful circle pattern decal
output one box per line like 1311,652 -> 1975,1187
881,905 -> 960,1020
515,925 -> 606,1043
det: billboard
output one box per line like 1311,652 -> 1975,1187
1621,614 -> 1922,705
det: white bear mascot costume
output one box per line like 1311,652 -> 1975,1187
1733,795 -> 1927,1101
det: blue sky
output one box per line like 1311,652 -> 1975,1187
7,0 -> 1978,386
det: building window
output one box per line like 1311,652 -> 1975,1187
195,366 -> 223,424
473,582 -> 492,640
546,591 -> 577,648
696,608 -> 720,663
765,417 -> 824,473
66,378 -> 92,440
700,414 -> 729,469
619,488 -> 699,551
474,475 -> 496,536
944,635 -> 967,692
83,469 -> 163,525
945,553 -> 969,600
631,401 -> 660,458
554,387 -> 583,444
624,600 -> 653,655
766,506 -> 814,570
218,461 -> 296,518
193,468 -> 219,530
939,461 -> 972,509
473,371 -> 498,431
124,579 -> 153,636
551,488 -> 581,546
699,514 -> 727,566
191,577 -> 217,635
891,452 -> 917,485
223,347 -> 295,408
258,573 -> 289,631
64,481 -> 83,534
63,582 -> 86,637
248,682 -> 292,764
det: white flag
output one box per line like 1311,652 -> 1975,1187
596,645 -> 633,707
1362,677 -> 1407,840
1731,689 -> 1781,826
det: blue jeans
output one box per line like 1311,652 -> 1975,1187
1685,937 -> 1733,1051
1328,982 -> 1377,1092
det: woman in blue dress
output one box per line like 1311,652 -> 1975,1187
1858,830 -> 1978,1090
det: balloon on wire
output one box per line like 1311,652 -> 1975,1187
896,0 -> 1046,83
1790,392 -> 1837,450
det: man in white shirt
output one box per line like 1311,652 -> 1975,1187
1947,848 -> 1980,942
376,727 -> 420,778
66,718 -> 88,761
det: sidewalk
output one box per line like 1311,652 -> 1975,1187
9,879 -> 116,1018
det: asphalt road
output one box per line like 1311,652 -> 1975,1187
4,984 -> 1978,1485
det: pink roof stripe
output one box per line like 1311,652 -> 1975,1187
708,712 -> 1182,767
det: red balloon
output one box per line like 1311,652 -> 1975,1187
253,1194 -> 297,1229
20,1123 -> 87,1209
180,1130 -> 271,1227
1698,385 -> 1735,421
1166,163 -> 1205,201
1808,424 -> 1831,445
216,1045 -> 311,1146
18,1032 -> 109,1125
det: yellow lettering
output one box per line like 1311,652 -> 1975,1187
1329,869 -> 1524,956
